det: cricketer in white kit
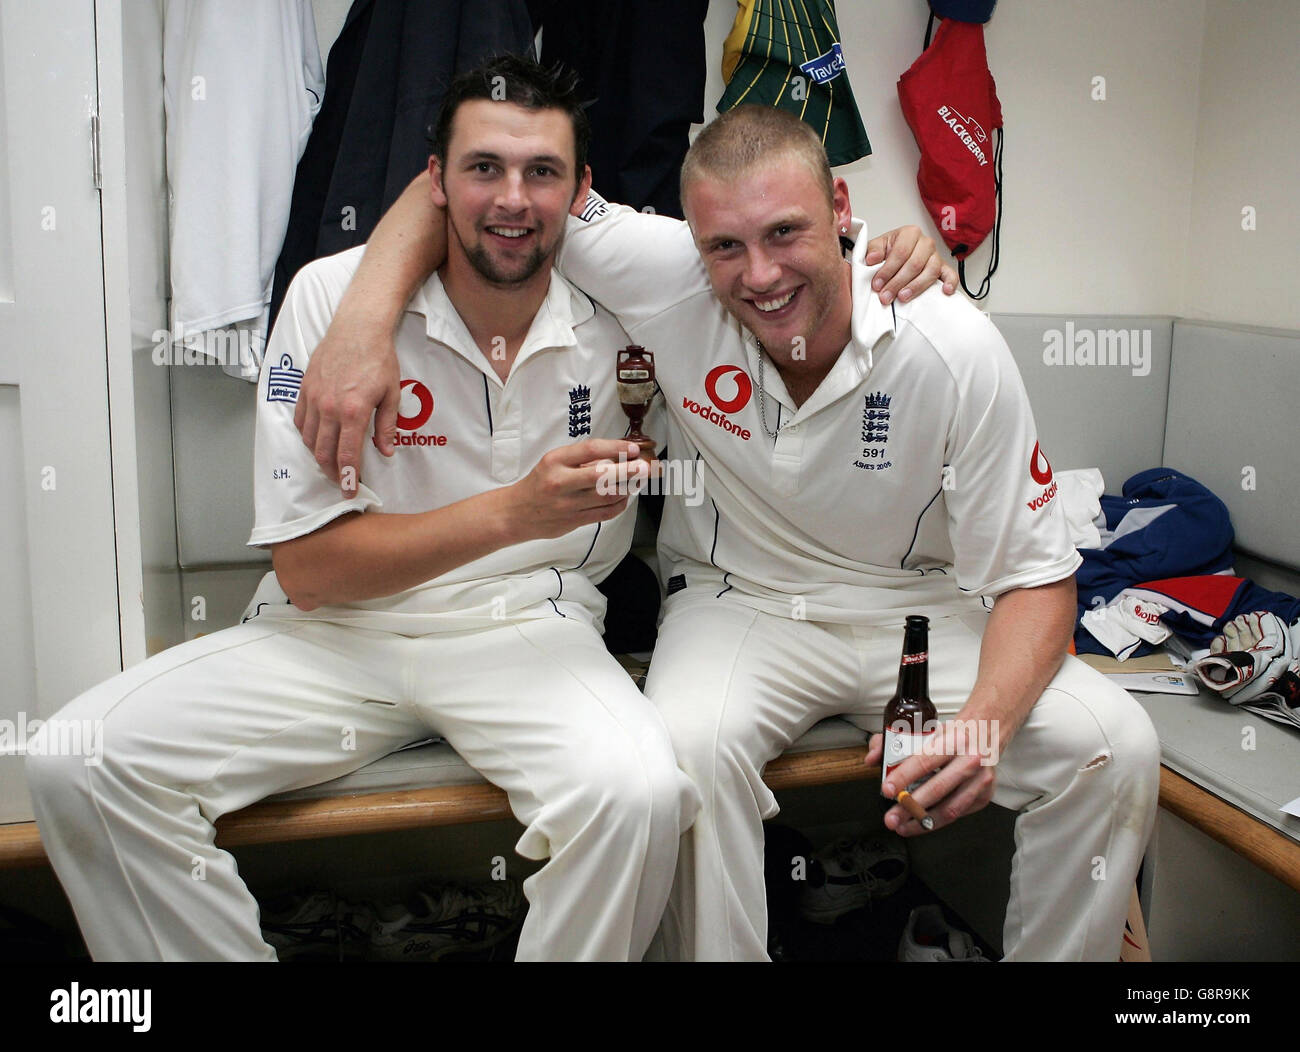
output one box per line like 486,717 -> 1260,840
24,57 -> 698,962
558,109 -> 1160,962
300,104 -> 1161,962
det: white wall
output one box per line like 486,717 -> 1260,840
1183,0 -> 1299,331
703,0 -> 1210,318
309,0 -> 1291,328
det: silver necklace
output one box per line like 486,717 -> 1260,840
754,340 -> 786,439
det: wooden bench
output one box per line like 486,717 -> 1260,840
1158,767 -> 1300,896
0,745 -> 877,870
5,753 -> 1299,900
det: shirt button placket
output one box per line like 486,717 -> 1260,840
492,388 -> 522,483
771,424 -> 804,497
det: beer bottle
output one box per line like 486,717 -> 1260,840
881,615 -> 938,795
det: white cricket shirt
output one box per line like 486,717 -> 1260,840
164,0 -> 324,379
557,197 -> 1080,625
247,246 -> 643,635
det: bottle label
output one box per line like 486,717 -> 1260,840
901,651 -> 928,665
882,727 -> 937,792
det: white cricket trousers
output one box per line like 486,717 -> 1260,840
644,592 -> 1161,962
25,615 -> 699,961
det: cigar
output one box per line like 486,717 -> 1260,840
895,789 -> 935,831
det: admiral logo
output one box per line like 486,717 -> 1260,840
798,42 -> 847,85
568,384 -> 592,438
396,379 -> 447,447
683,365 -> 752,440
577,190 -> 609,223
265,354 -> 303,404
936,104 -> 989,167
1026,441 -> 1057,511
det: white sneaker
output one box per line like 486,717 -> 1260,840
799,834 -> 909,924
259,890 -> 375,962
368,880 -> 525,962
898,904 -> 990,961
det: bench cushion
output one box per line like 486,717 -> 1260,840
269,676 -> 1300,853
1164,321 -> 1300,571
269,716 -> 870,803
1132,685 -> 1300,846
995,313 -> 1172,482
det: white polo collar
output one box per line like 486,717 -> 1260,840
847,216 -> 901,368
407,267 -> 596,378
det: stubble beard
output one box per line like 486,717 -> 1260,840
464,236 -> 549,288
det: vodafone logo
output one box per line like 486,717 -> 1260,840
1133,603 -> 1162,625
1029,441 -> 1053,486
1026,442 -> 1058,511
684,365 -> 754,441
397,379 -> 434,431
704,365 -> 753,414
394,379 -> 447,447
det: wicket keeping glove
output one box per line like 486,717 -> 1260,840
1192,611 -> 1299,705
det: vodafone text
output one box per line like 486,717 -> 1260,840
50,984 -> 151,1032
394,432 -> 447,447
1026,480 -> 1057,511
682,396 -> 751,441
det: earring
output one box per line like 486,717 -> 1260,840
840,226 -> 848,234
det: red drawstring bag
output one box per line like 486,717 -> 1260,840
897,16 -> 1003,299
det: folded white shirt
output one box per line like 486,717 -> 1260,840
1055,468 -> 1105,549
